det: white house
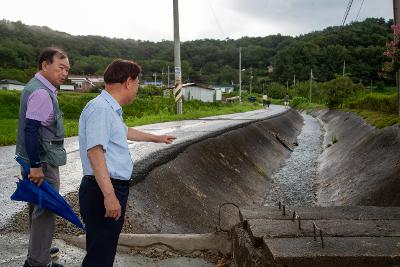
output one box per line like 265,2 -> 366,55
0,79 -> 25,91
142,81 -> 163,87
60,84 -> 75,91
68,75 -> 104,92
211,85 -> 234,94
182,83 -> 221,102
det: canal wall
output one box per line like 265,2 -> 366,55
126,109 -> 303,234
316,110 -> 400,206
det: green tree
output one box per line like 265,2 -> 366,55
322,76 -> 361,108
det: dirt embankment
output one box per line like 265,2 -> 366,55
316,110 -> 400,206
126,109 -> 303,234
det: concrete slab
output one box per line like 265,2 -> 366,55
240,206 -> 400,220
234,206 -> 400,266
246,219 -> 400,239
264,237 -> 400,266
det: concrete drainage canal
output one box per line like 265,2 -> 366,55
6,109 -> 399,266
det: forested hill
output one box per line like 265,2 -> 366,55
0,18 -> 393,86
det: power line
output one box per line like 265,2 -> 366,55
342,0 -> 354,25
207,0 -> 227,39
355,0 -> 365,21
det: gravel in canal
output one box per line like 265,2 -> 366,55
264,113 -> 324,207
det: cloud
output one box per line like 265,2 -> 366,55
0,0 -> 394,41
221,0 -> 392,37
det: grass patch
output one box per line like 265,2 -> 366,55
255,164 -> 269,179
0,119 -> 79,146
344,109 -> 400,129
0,119 -> 18,146
347,93 -> 397,114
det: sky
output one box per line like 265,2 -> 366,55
0,0 -> 394,42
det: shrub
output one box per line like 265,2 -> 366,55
348,93 -> 397,114
290,96 -> 308,108
322,76 -> 365,108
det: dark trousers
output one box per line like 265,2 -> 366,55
79,176 -> 129,267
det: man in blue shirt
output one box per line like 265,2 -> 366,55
78,59 -> 175,267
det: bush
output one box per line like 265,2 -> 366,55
322,76 -> 364,108
348,93 -> 397,114
0,90 -> 21,119
290,96 -> 308,108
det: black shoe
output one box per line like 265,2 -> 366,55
50,247 -> 59,258
23,260 -> 64,267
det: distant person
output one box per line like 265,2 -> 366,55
78,59 -> 176,267
284,93 -> 289,109
16,47 -> 68,267
262,94 -> 268,109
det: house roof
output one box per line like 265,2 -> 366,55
68,75 -> 104,83
182,83 -> 215,91
212,85 -> 234,88
0,79 -> 25,86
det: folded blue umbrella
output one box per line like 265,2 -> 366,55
11,156 -> 85,230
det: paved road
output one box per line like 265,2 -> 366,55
0,105 -> 286,229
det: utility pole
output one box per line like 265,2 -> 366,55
161,68 -> 164,90
167,66 -> 170,88
262,81 -> 265,95
173,0 -> 182,114
293,75 -> 296,86
343,60 -> 346,76
394,0 -> 400,115
239,47 -> 242,102
286,80 -> 289,93
309,69 -> 313,103
370,80 -> 373,94
153,72 -> 157,85
250,67 -> 253,94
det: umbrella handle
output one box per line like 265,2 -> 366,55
15,155 -> 30,179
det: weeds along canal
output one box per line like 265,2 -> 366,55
264,113 -> 324,207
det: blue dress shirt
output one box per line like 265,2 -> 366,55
79,90 -> 133,180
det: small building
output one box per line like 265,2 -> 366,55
68,75 -> 104,92
0,79 -> 25,90
60,84 -> 75,91
182,83 -> 221,102
211,85 -> 234,94
142,81 -> 163,87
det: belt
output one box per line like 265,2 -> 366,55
84,175 -> 131,186
44,140 -> 64,145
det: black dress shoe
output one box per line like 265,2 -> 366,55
50,247 -> 59,258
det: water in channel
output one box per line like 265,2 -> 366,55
264,113 -> 324,207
